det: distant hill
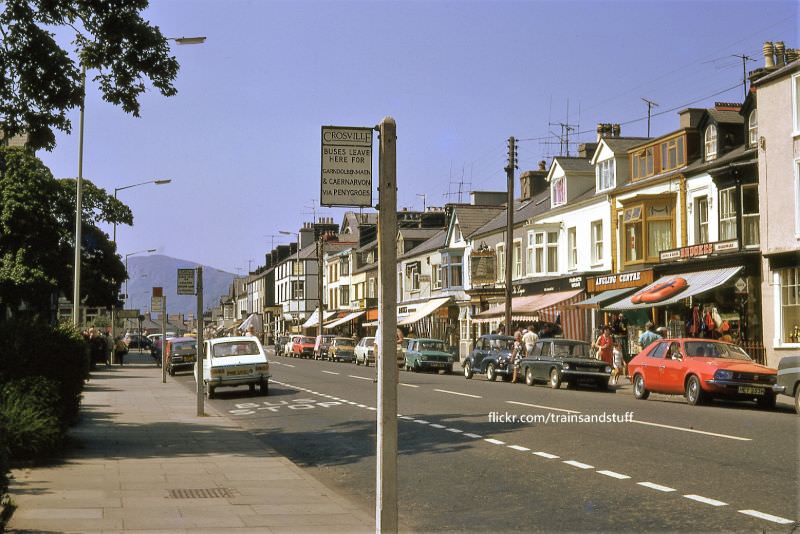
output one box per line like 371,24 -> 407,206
125,255 -> 235,316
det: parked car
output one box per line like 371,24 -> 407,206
196,336 -> 270,399
124,333 -> 152,350
355,337 -> 375,366
463,334 -> 515,381
518,339 -> 611,389
404,338 -> 454,373
314,335 -> 337,359
165,337 -> 197,376
284,335 -> 299,356
773,355 -> 800,415
627,339 -> 778,408
275,335 -> 290,356
292,336 -> 316,358
328,337 -> 356,362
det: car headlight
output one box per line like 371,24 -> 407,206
605,366 -> 612,373
563,363 -> 570,370
714,369 -> 733,380
448,357 -> 454,363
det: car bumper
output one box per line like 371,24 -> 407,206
704,379 -> 774,396
563,370 -> 611,378
332,353 -> 354,361
771,384 -> 787,394
417,361 -> 452,369
169,361 -> 195,371
208,374 -> 271,387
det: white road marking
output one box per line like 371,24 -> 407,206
597,470 -> 631,480
400,383 -> 420,388
563,460 -> 594,469
357,404 -> 367,408
508,445 -> 530,452
434,389 -> 482,398
367,407 -> 376,411
446,428 -> 463,433
347,401 -> 357,405
638,482 -> 676,492
533,452 -> 559,459
321,371 -> 339,375
414,419 -> 430,424
463,433 -> 482,439
283,364 -> 295,368
737,510 -> 794,524
631,419 -> 751,441
506,400 -> 580,414
684,495 -> 727,507
399,416 -> 414,420
348,375 -> 374,381
484,438 -> 506,445
429,423 -> 446,429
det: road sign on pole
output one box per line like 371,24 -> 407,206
320,126 -> 373,207
118,309 -> 140,319
151,297 -> 163,313
177,268 -> 196,295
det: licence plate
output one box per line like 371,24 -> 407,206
737,386 -> 764,395
227,368 -> 253,376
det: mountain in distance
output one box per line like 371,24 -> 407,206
124,254 -> 236,316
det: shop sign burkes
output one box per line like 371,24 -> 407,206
470,247 -> 497,286
659,240 -> 739,262
587,269 -> 654,292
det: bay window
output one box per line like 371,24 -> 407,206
780,268 -> 800,344
532,230 -> 559,274
431,264 -> 441,289
622,198 -> 675,265
442,254 -> 463,288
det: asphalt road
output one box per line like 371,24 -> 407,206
170,349 -> 799,533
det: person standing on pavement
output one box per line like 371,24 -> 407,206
522,326 -> 538,356
511,331 -> 523,383
611,340 -> 624,385
114,336 -> 128,366
638,321 -> 662,351
594,326 -> 614,365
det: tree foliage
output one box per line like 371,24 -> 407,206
0,0 -> 179,150
0,147 -> 129,315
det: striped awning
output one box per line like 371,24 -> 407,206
323,310 -> 366,329
302,308 -> 337,328
472,289 -> 585,340
569,287 -> 639,309
604,267 -> 742,310
398,297 -> 451,326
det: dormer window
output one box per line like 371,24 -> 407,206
704,124 -> 718,161
597,159 -> 615,191
552,176 -> 566,206
748,110 -> 758,146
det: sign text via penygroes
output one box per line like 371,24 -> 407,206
321,126 -> 373,207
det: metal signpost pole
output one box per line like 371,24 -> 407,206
72,65 -> 86,327
161,296 -> 167,383
196,266 -> 204,416
504,136 -> 516,336
376,116 -> 398,533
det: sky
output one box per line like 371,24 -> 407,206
38,0 -> 798,275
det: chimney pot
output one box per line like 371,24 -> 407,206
612,124 -> 621,137
775,41 -> 786,67
763,41 -> 775,68
538,160 -> 546,171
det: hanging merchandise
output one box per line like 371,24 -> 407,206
711,306 -> 723,329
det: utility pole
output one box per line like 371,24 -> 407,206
731,53 -> 755,100
317,231 -> 325,337
196,266 -> 204,416
641,98 -> 659,138
504,136 -> 517,336
376,116 -> 398,533
72,65 -> 86,326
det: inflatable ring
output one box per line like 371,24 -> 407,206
631,277 -> 689,304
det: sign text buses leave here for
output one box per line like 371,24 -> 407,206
321,126 -> 373,207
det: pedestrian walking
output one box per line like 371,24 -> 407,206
594,326 -> 614,365
638,322 -> 662,351
611,340 -> 624,385
522,326 -> 538,356
511,331 -> 523,383
114,336 -> 128,366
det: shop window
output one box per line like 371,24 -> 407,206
781,268 -> 800,344
719,187 -> 737,241
694,197 -> 709,244
740,184 -> 759,248
591,220 -> 603,264
567,227 -> 577,270
705,124 -> 718,161
748,110 -> 758,147
597,159 -> 615,191
496,243 -> 505,282
552,176 -> 566,206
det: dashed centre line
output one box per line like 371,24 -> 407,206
638,482 -> 676,493
433,388 -> 482,398
533,452 -> 559,459
737,510 -> 794,524
684,495 -> 727,507
321,370 -> 340,375
400,383 -> 420,388
563,460 -> 594,470
597,470 -> 631,480
484,438 -> 506,445
348,375 -> 373,381
505,400 -> 580,414
508,445 -> 530,452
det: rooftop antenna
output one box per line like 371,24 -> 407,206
416,193 -> 427,212
731,53 -> 755,100
544,98 -> 579,157
641,97 -> 659,137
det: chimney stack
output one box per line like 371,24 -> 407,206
538,160 -> 546,171
788,48 -> 799,63
763,42 -> 775,68
775,41 -> 786,67
612,124 -> 621,138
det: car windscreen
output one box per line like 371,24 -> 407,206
333,338 -> 354,346
301,337 -> 315,344
171,341 -> 196,353
212,341 -> 261,358
418,341 -> 445,351
685,342 -> 753,361
488,338 -> 514,350
553,343 -> 590,358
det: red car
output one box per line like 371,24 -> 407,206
628,338 -> 777,409
292,336 -> 316,358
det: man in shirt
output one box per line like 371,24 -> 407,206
638,322 -> 662,351
522,326 -> 538,356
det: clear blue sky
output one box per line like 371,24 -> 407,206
38,0 -> 797,274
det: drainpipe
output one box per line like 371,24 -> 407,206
610,195 -> 618,272
679,175 -> 688,246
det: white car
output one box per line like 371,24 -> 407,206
195,336 -> 270,399
355,337 -> 375,366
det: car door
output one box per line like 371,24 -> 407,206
659,341 -> 687,394
534,341 -> 553,380
642,341 -> 670,392
472,338 -> 488,371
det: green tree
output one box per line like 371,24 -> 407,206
0,0 -> 179,151
0,147 -> 130,316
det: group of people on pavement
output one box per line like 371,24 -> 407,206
81,328 -> 129,368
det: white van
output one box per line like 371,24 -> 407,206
195,336 -> 270,399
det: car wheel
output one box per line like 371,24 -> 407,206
260,381 -> 269,396
596,378 -> 609,391
685,375 -> 705,406
633,374 -> 649,400
206,385 -> 215,399
795,387 -> 800,415
249,384 -> 256,393
486,363 -> 497,381
168,367 -> 175,376
756,392 -> 776,410
413,360 -> 420,373
356,356 -> 361,366
549,368 -> 561,389
463,361 -> 473,379
525,367 -> 534,386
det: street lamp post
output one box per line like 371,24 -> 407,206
113,179 -> 172,242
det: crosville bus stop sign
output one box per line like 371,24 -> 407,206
321,126 -> 373,207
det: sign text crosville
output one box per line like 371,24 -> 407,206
321,126 -> 373,207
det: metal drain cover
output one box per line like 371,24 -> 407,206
168,488 -> 234,499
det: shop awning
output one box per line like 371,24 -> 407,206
604,267 -> 742,310
473,289 -> 583,323
237,313 -> 263,334
398,297 -> 451,326
571,287 -> 639,309
302,308 -> 337,328
324,310 -> 366,329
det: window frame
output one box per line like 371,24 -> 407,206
431,264 -> 441,289
590,220 -> 603,265
793,73 -> 800,136
596,158 -> 615,191
512,239 -> 522,279
552,175 -> 566,207
719,186 -> 738,241
740,184 -> 760,248
567,227 -> 577,271
694,196 -> 709,244
779,267 -> 800,347
621,198 -> 676,266
748,109 -> 758,147
705,124 -> 718,161
495,243 -> 505,283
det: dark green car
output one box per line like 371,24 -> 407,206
404,338 -> 454,373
